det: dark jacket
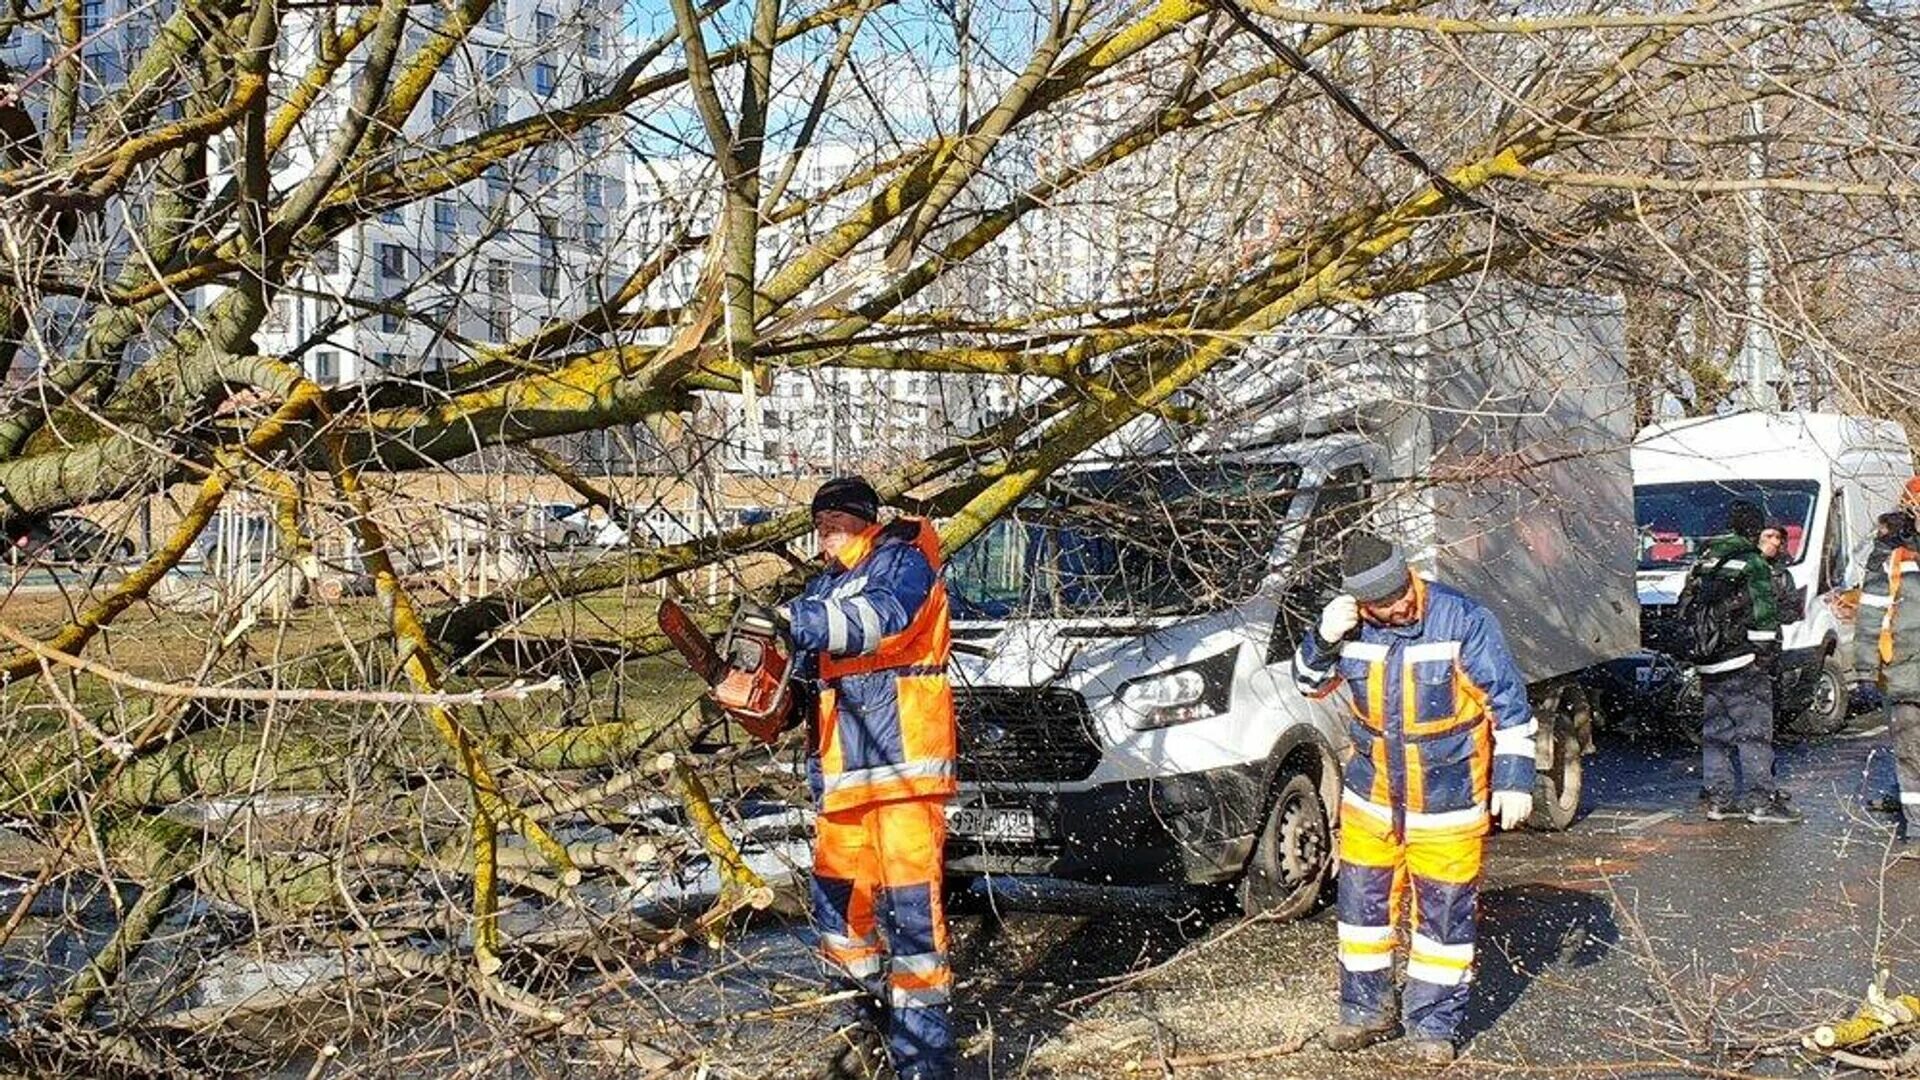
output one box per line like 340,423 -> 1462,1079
1689,534 -> 1781,675
1768,556 -> 1804,627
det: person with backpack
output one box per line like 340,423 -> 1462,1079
1682,500 -> 1800,824
1855,507 -> 1920,849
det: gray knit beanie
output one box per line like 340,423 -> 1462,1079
1341,533 -> 1411,603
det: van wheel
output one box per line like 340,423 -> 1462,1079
1239,767 -> 1332,921
1529,688 -> 1588,832
1790,652 -> 1849,737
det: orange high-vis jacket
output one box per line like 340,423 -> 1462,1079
787,518 -> 958,813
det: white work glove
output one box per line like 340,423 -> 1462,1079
1491,790 -> 1534,831
1318,593 -> 1360,644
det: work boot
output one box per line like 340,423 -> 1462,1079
1747,792 -> 1804,825
1323,1019 -> 1402,1052
1406,1037 -> 1457,1066
1864,791 -> 1904,814
1703,793 -> 1742,821
824,1024 -> 892,1080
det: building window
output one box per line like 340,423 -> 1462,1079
313,350 -> 339,385
535,161 -> 557,187
488,258 -> 510,295
535,9 -> 555,36
581,126 -> 601,155
380,308 -> 403,333
433,199 -> 456,235
582,219 -> 603,250
484,49 -> 507,80
581,173 -> 602,208
434,258 -> 456,286
80,0 -> 103,35
484,100 -> 508,130
485,166 -> 508,207
584,25 -> 603,58
533,61 -> 555,97
379,206 -> 402,225
431,90 -> 453,123
312,241 -> 338,274
538,258 -> 557,298
482,2 -> 502,30
378,243 -> 406,279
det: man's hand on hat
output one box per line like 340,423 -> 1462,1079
1318,594 -> 1360,644
1491,790 -> 1534,831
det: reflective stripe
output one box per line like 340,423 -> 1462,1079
1344,642 -> 1390,662
1696,654 -> 1754,675
847,597 -> 884,653
825,602 -> 850,654
1902,791 -> 1920,807
1404,805 -> 1488,831
820,758 -> 956,795
1339,952 -> 1394,973
1406,958 -> 1472,986
1337,922 -> 1394,945
1292,648 -> 1332,680
1860,593 -> 1893,608
1493,726 -> 1537,757
890,984 -> 951,1008
892,951 -> 948,977
1342,790 -> 1394,822
1404,641 -> 1461,663
1747,629 -> 1778,642
1410,933 -> 1475,963
1718,558 -> 1748,571
827,953 -> 885,979
820,930 -> 879,951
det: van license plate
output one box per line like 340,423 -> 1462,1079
946,806 -> 1037,842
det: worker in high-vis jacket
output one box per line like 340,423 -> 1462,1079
780,476 -> 958,1080
1856,501 -> 1920,850
1292,534 -> 1535,1065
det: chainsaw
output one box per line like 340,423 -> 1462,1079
658,598 -> 796,744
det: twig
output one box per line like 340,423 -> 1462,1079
1131,1031 -> 1312,1072
1062,910 -> 1280,1010
0,620 -> 564,706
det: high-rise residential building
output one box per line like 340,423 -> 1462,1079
621,144 -> 1029,477
1,0 -> 635,387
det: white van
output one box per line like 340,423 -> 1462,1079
1614,412 -> 1915,735
942,287 -> 1640,919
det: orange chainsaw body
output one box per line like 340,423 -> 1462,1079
659,599 -> 795,744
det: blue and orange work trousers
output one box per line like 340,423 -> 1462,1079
1335,796 -> 1486,1041
812,795 -> 953,1080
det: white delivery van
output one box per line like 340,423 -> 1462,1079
1606,412 -> 1915,736
942,286 -> 1640,919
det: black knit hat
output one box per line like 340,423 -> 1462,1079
1341,533 -> 1411,603
1727,500 -> 1764,541
810,476 -> 880,523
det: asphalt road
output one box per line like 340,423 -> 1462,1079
692,710 -> 1917,1078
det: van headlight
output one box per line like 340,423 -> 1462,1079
1118,650 -> 1238,730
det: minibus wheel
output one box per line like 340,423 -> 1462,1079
1239,765 -> 1332,921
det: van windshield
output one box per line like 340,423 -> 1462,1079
947,461 -> 1302,619
1634,479 -> 1820,570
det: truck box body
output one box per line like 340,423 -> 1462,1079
1202,285 -> 1639,681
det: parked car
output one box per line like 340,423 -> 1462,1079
523,502 -> 587,547
559,507 -> 630,548
942,285 -> 1639,921
1596,411 -> 1916,738
8,514 -> 137,567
